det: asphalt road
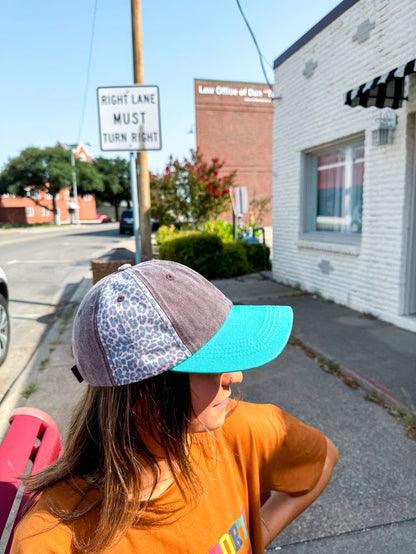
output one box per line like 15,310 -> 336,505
0,223 -> 122,404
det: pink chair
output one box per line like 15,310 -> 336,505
0,407 -> 62,553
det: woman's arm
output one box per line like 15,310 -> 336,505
260,437 -> 339,548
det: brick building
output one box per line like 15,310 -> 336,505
0,189 -> 96,225
272,0 -> 416,331
194,79 -> 273,227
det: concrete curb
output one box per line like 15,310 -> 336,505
0,274 -> 92,441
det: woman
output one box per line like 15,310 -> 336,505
12,260 -> 338,553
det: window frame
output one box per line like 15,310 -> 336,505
300,135 -> 365,246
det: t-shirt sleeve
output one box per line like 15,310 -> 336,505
11,511 -> 72,554
255,405 -> 327,496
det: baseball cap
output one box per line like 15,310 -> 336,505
71,260 -> 293,386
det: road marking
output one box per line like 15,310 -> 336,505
6,259 -> 78,264
11,315 -> 50,320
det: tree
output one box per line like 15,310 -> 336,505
0,146 -> 103,224
248,196 -> 271,227
150,149 -> 234,227
92,157 -> 131,221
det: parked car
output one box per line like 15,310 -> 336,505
0,267 -> 10,366
119,210 -> 160,234
119,209 -> 134,235
96,213 -> 111,223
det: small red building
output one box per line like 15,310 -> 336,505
0,188 -> 97,225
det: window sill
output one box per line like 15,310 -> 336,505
297,234 -> 360,256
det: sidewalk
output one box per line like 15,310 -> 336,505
10,267 -> 416,552
215,272 -> 416,421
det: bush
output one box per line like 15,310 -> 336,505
158,232 -> 269,279
155,224 -> 178,245
202,219 -> 233,242
159,233 -> 223,279
216,242 -> 250,278
240,241 -> 271,272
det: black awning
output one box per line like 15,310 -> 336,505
345,59 -> 415,109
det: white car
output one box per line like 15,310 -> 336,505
0,267 -> 10,366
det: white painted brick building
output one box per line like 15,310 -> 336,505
272,0 -> 416,332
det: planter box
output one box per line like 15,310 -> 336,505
91,248 -> 136,284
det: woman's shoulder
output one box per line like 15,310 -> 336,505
220,400 -> 286,445
12,478 -> 99,553
225,399 -> 283,424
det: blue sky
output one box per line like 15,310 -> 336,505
1,0 -> 340,173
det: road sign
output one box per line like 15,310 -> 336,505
97,85 -> 162,152
234,186 -> 248,215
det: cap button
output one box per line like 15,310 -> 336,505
117,263 -> 132,272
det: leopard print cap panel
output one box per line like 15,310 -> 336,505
96,269 -> 192,385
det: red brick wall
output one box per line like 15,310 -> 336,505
195,79 -> 273,226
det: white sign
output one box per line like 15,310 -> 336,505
234,187 -> 248,215
97,85 -> 161,151
197,84 -> 272,103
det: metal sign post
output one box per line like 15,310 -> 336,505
129,152 -> 141,264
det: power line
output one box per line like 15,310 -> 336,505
77,0 -> 98,144
235,0 -> 274,93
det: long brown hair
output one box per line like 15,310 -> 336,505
24,371 -> 202,552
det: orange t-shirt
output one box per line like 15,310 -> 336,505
11,401 -> 327,554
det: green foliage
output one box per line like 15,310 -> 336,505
0,145 -> 103,224
0,146 -> 102,198
159,233 -> 223,279
158,232 -> 269,279
150,149 -> 234,227
216,242 -> 250,278
156,219 -> 234,248
155,224 -> 178,245
93,157 -> 131,220
247,196 -> 271,227
202,219 -> 233,242
240,241 -> 271,271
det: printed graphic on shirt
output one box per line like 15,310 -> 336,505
209,506 -> 252,553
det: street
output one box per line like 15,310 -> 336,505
0,223 -> 123,404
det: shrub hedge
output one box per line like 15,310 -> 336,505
158,231 -> 270,279
159,233 -> 223,279
240,241 -> 271,272
216,242 -> 250,278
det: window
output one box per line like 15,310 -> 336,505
46,193 -> 53,200
303,139 -> 364,236
82,194 -> 92,201
25,207 -> 35,217
65,190 -> 70,199
41,207 -> 50,217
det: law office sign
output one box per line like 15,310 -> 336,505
97,85 -> 161,151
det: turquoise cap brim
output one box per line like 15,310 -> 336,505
171,305 -> 293,374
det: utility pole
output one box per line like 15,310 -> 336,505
131,0 -> 152,260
